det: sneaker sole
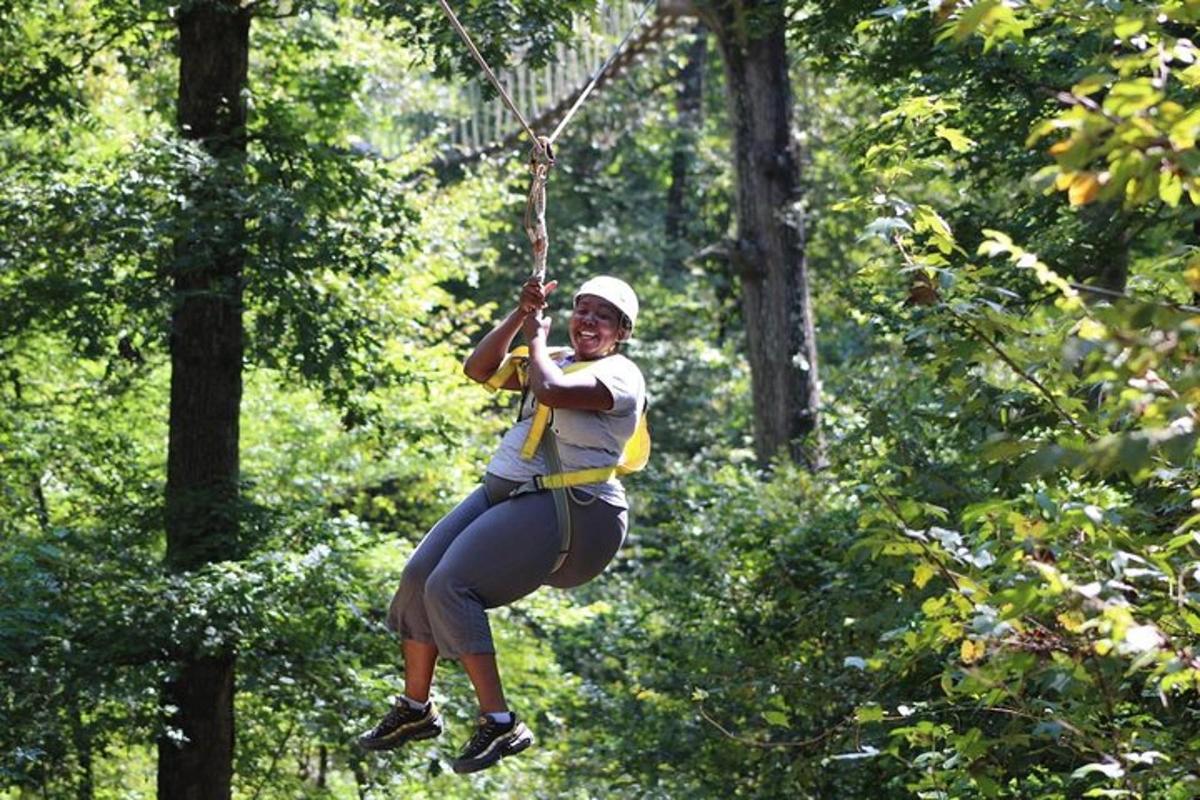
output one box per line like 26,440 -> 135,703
451,725 -> 534,774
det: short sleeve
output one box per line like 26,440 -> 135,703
588,355 -> 644,416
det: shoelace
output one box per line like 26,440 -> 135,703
464,719 -> 503,754
377,704 -> 420,732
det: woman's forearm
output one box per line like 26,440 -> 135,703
462,308 -> 526,383
525,334 -> 563,396
525,334 -> 614,410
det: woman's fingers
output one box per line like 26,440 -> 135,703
518,278 -> 557,314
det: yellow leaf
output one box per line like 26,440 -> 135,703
1048,138 -> 1074,155
1103,78 -> 1164,116
1160,171 -> 1184,207
1180,64 -> 1200,89
961,639 -> 986,664
1169,110 -> 1200,150
1185,258 -> 1200,292
1055,171 -> 1077,191
1057,612 -> 1085,633
1072,74 -> 1112,97
1076,318 -> 1107,340
914,563 -> 937,589
936,125 -> 976,153
1069,172 -> 1101,206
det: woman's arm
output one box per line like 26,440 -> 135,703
523,314 -> 615,411
462,278 -> 557,388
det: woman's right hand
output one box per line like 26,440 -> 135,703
518,277 -> 557,317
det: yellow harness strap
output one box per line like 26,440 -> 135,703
483,345 -> 570,393
478,346 -> 650,489
519,358 -> 596,460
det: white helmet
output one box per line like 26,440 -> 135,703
573,275 -> 639,330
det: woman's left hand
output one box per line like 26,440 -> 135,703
522,309 -> 551,344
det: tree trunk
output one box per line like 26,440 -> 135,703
664,24 -> 708,274
159,3 -> 249,799
702,1 -> 822,467
1077,202 -> 1131,292
69,692 -> 93,800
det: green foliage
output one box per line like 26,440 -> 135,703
750,2 -> 1200,796
5,0 -> 1200,798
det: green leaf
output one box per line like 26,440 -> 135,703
1103,79 -> 1164,116
1159,171 -> 1183,207
1113,16 -> 1144,39
856,704 -> 885,724
1071,73 -> 1113,97
936,125 -> 976,153
762,710 -> 789,726
945,0 -> 1002,43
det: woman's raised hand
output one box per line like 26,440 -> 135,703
522,307 -> 552,344
518,277 -> 557,317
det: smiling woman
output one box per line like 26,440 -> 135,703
359,274 -> 646,775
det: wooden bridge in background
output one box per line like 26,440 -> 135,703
372,1 -> 697,165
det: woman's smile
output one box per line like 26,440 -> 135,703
569,294 -> 625,359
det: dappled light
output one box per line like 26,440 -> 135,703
2,1 -> 1199,798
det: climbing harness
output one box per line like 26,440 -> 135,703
483,346 -> 650,483
483,346 -> 650,572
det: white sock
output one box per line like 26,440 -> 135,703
486,711 -> 513,724
398,694 -> 429,710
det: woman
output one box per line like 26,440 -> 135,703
358,275 -> 645,774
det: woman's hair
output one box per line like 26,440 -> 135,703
619,313 -> 633,337
610,314 -> 633,355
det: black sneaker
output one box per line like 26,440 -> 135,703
357,698 -> 443,751
450,713 -> 534,774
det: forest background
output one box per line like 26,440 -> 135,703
3,0 -> 1200,798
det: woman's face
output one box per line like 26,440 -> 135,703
569,294 -> 626,360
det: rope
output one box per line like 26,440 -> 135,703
435,0 -> 660,280
524,136 -> 553,282
435,0 -> 547,160
548,0 -> 658,145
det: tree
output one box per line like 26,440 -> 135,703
158,2 -> 250,797
664,23 -> 710,275
695,0 -> 823,467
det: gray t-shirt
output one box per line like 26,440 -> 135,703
486,352 -> 645,509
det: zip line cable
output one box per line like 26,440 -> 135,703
548,0 -> 657,145
435,0 -> 658,152
1068,281 -> 1200,315
434,0 -> 660,281
434,0 -> 542,157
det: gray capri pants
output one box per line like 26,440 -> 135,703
386,473 -> 627,658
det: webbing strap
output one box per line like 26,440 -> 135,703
536,467 -> 618,490
518,358 -> 594,459
483,345 -> 570,393
541,428 -> 572,574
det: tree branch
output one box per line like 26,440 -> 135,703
696,702 -> 849,749
945,305 -> 1094,440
